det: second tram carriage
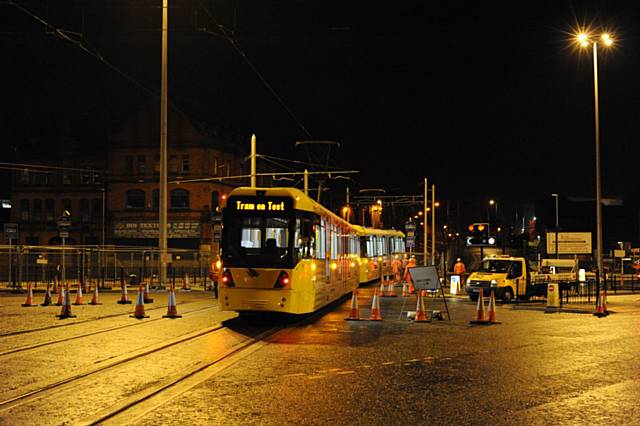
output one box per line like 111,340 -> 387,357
218,186 -> 405,314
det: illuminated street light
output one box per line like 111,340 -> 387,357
573,29 -> 615,279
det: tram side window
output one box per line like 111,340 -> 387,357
295,216 -> 315,260
316,220 -> 326,259
331,224 -> 338,260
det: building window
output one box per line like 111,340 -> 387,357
20,199 -> 29,221
92,172 -> 101,184
125,156 -> 134,174
182,155 -> 190,174
34,173 -> 45,185
138,155 -> 146,175
153,189 -> 159,209
154,156 -> 160,175
169,155 -> 178,174
91,198 -> 102,221
20,169 -> 30,185
62,199 -> 72,215
126,189 -> 146,209
170,189 -> 189,210
45,199 -> 55,222
81,171 -> 91,184
62,173 -> 72,185
211,191 -> 220,213
32,199 -> 42,222
80,199 -> 90,222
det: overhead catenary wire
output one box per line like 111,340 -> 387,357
195,0 -> 313,139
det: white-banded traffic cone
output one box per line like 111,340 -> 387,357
345,290 -> 361,321
486,290 -> 500,324
181,273 -> 192,291
89,284 -> 102,305
385,281 -> 397,297
414,291 -> 430,322
56,288 -> 76,319
117,283 -> 132,304
130,285 -> 149,319
55,283 -> 64,306
367,289 -> 383,321
163,285 -> 182,318
41,283 -> 53,306
73,282 -> 85,305
21,283 -> 37,307
143,281 -> 154,303
470,290 -> 488,324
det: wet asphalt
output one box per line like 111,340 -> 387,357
136,286 -> 640,425
1,285 -> 639,425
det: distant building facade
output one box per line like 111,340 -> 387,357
8,101 -> 250,253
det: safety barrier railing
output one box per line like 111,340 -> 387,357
0,244 -> 212,290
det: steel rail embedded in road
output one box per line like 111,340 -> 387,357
0,323 -> 227,412
81,298 -> 348,425
0,300 -> 203,338
0,305 -> 217,357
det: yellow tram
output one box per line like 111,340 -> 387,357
218,187 -> 405,314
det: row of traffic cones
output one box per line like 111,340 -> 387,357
470,290 -> 500,325
20,281 -> 181,320
345,289 -> 433,322
345,289 -> 383,321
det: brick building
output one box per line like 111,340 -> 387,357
9,101 -> 249,253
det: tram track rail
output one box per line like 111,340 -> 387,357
0,300 -> 203,338
0,294 -> 350,424
81,298 -> 346,425
0,323 -> 227,413
0,305 -> 217,358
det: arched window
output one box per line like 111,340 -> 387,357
126,189 -> 145,209
170,189 -> 189,209
211,191 -> 220,213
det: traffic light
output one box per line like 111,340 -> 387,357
466,222 -> 495,246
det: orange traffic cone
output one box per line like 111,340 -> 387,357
55,283 -> 64,306
486,290 -> 501,324
130,285 -> 149,319
181,273 -> 192,291
41,283 -> 53,306
163,285 -> 182,318
345,290 -> 361,321
470,290 -> 488,324
601,288 -> 610,315
117,283 -> 132,304
378,280 -> 386,297
56,289 -> 76,319
414,291 -> 430,322
21,283 -> 37,307
385,281 -> 397,297
367,289 -> 383,321
89,284 -> 102,305
73,282 -> 85,305
593,290 -> 608,317
401,282 -> 408,297
143,281 -> 154,303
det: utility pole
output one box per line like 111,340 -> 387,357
159,0 -> 169,289
423,178 -> 428,266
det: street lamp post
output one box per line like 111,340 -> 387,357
159,0 -> 169,288
576,31 -> 613,279
552,193 -> 559,259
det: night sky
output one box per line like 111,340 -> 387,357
3,1 -> 640,205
